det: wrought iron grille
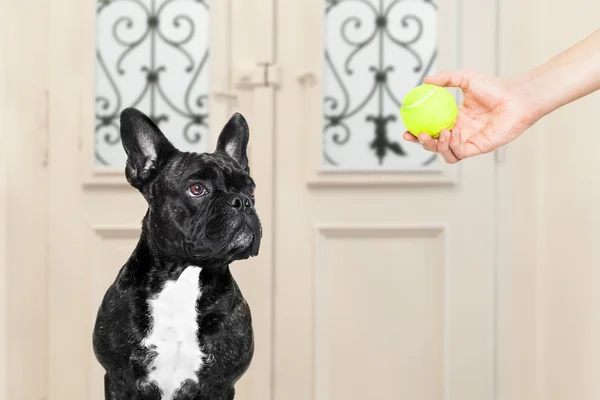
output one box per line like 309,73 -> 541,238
95,0 -> 210,165
324,0 -> 438,169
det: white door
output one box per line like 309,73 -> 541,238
273,0 -> 498,399
44,0 -> 497,399
46,0 -> 275,399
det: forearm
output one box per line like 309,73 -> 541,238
511,28 -> 600,122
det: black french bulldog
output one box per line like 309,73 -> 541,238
92,108 -> 261,400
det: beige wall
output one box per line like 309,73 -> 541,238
535,2 -> 600,399
499,0 -> 600,399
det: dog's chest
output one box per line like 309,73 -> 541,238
143,266 -> 206,399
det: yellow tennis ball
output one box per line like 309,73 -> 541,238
400,84 -> 458,139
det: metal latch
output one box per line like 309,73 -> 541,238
233,63 -> 281,89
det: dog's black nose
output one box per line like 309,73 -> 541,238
227,195 -> 252,211
229,197 -> 243,209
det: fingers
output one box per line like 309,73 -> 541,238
424,69 -> 475,90
403,131 -> 441,154
403,131 -> 445,155
403,131 -> 439,150
403,126 -> 494,163
417,133 -> 437,152
403,131 -> 420,143
437,130 -> 461,164
402,129 -> 464,164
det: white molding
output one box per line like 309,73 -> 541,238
313,224 -> 448,400
83,168 -> 130,188
91,225 -> 141,239
307,167 -> 460,188
0,7 -> 8,397
208,0 -> 235,152
316,224 -> 445,238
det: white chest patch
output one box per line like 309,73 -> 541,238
143,266 -> 206,400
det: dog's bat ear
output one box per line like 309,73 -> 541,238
120,107 -> 176,189
216,112 -> 249,173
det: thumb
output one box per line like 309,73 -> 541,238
424,70 -> 475,90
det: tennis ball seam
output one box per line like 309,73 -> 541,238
401,86 -> 438,110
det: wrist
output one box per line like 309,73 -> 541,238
507,73 -> 552,125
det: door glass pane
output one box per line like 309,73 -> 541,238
324,0 -> 438,171
95,0 -> 210,166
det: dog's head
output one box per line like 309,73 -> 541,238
120,107 -> 261,267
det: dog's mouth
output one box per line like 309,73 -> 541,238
221,221 -> 261,258
248,225 -> 261,257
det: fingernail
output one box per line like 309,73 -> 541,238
451,130 -> 456,138
439,132 -> 446,142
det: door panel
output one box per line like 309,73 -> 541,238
88,227 -> 140,400
274,1 -> 497,400
315,227 -> 445,400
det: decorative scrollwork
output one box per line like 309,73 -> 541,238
95,0 -> 209,165
324,0 -> 438,168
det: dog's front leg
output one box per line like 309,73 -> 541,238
104,374 -> 160,400
211,387 -> 235,400
182,386 -> 235,400
103,374 -> 138,400
220,387 -> 235,400
132,380 -> 162,400
103,374 -> 115,400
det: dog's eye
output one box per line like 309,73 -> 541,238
188,184 -> 207,197
247,186 -> 255,198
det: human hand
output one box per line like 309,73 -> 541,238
403,70 -> 538,163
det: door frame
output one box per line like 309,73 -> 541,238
1,1 -> 50,399
0,5 -> 8,396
